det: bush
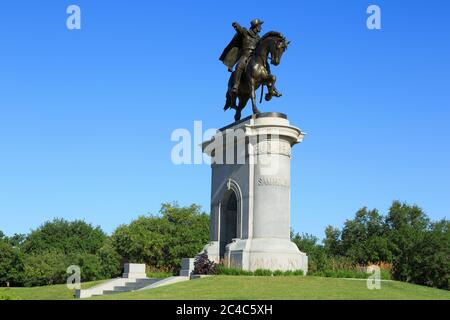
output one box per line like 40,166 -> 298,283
216,267 -> 304,277
273,270 -> 284,276
309,268 -> 390,280
292,270 -> 304,276
146,270 -> 173,278
216,265 -> 254,276
193,253 -> 217,275
254,269 -> 273,276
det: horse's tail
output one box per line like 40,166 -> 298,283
224,90 -> 231,111
224,72 -> 236,111
259,85 -> 264,104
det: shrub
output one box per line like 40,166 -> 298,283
146,270 -> 173,278
292,270 -> 304,276
193,253 -> 217,275
273,270 -> 284,276
254,269 -> 273,276
309,268 -> 390,279
216,265 -> 254,276
324,270 -> 337,278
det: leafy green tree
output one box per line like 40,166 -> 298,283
323,207 -> 393,264
5,234 -> 26,247
340,207 -> 391,264
323,226 -> 343,256
23,219 -> 107,255
96,239 -> 122,279
0,241 -> 24,286
386,202 -> 449,289
291,232 -> 328,272
0,231 -> 26,247
405,220 -> 450,290
385,201 -> 430,282
161,203 -> 210,271
291,233 -> 328,272
112,203 -> 209,272
112,216 -> 168,268
21,250 -> 68,287
15,219 -> 120,286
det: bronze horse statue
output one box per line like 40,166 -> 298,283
224,32 -> 290,121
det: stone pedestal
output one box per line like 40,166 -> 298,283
123,263 -> 147,279
201,112 -> 308,273
179,258 -> 195,277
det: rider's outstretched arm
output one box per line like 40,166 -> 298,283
232,22 -> 245,35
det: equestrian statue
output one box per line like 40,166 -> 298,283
220,19 -> 290,121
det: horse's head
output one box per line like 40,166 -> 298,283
259,32 -> 290,66
269,36 -> 290,66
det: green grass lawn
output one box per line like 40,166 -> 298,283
1,276 -> 449,300
0,280 -> 104,300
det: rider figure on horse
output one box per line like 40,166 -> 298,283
220,19 -> 263,95
220,19 -> 282,98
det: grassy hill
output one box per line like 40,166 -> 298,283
0,280 -> 104,300
1,276 -> 449,300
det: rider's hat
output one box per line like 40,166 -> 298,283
251,19 -> 264,28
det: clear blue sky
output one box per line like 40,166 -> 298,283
0,0 -> 449,239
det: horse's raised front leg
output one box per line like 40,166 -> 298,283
265,74 -> 282,102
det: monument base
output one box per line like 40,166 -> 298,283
204,239 -> 308,273
201,112 -> 308,275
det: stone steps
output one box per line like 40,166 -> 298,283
98,278 -> 159,296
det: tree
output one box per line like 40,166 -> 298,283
21,250 -> 68,287
340,207 -> 392,264
406,220 -> 450,290
385,201 -> 430,282
112,203 -> 209,272
292,232 -> 328,272
96,239 -> 122,279
161,203 -> 210,271
323,226 -> 343,256
112,216 -> 168,268
23,219 -> 107,255
15,219 -> 119,286
386,201 -> 449,290
0,241 -> 24,286
323,207 -> 393,264
0,231 -> 26,247
5,234 -> 26,247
